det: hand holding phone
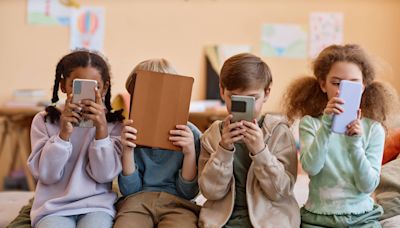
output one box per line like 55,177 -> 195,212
241,120 -> 265,155
59,93 -> 82,140
72,79 -> 97,128
331,80 -> 363,134
219,115 -> 246,150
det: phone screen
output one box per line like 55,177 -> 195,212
231,100 -> 246,112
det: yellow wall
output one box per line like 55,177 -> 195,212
1,0 -> 399,112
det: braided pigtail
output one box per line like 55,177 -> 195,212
44,62 -> 63,123
104,83 -> 124,122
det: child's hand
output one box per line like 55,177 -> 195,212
59,94 -> 81,141
121,119 -> 138,175
172,125 -> 197,181
169,125 -> 195,156
346,109 -> 363,136
324,91 -> 345,115
81,88 -> 108,139
242,119 -> 265,155
121,119 -> 137,153
219,115 -> 246,151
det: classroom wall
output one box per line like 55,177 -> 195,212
1,0 -> 399,112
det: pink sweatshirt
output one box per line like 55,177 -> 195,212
27,111 -> 122,227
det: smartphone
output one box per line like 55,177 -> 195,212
231,95 -> 255,122
72,79 -> 97,128
331,80 -> 363,134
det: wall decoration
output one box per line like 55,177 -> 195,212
70,7 -> 105,51
310,12 -> 343,58
261,23 -> 307,58
27,0 -> 77,25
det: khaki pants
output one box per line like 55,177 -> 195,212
113,192 -> 200,228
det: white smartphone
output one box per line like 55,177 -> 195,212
331,80 -> 363,134
231,95 -> 255,122
72,79 -> 97,128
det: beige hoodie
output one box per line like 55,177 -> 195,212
198,114 -> 300,228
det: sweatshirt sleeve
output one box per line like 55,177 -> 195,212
347,122 -> 385,193
176,170 -> 199,200
299,115 -> 333,176
86,123 -> 123,184
118,149 -> 144,196
198,140 -> 235,201
250,123 -> 298,201
118,167 -> 142,196
27,113 -> 73,185
175,123 -> 201,200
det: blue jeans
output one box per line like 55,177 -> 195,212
36,211 -> 113,228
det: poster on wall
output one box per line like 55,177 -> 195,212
261,23 -> 307,58
27,0 -> 76,25
70,7 -> 105,51
310,12 -> 343,58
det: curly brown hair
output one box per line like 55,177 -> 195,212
283,44 -> 398,129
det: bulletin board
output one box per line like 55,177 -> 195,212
0,0 -> 399,112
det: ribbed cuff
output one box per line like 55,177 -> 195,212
321,114 -> 334,130
214,144 -> 235,164
53,135 -> 72,148
93,136 -> 111,147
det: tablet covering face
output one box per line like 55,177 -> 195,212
129,70 -> 194,151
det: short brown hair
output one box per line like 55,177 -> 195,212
220,53 -> 272,91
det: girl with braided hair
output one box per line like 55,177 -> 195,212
28,49 -> 124,228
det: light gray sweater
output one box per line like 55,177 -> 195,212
28,111 -> 123,227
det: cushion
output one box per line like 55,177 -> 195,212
382,129 -> 400,165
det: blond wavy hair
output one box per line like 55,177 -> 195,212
125,58 -> 177,94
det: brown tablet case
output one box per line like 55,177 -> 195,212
129,70 -> 194,151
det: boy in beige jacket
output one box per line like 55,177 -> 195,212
198,53 -> 300,228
